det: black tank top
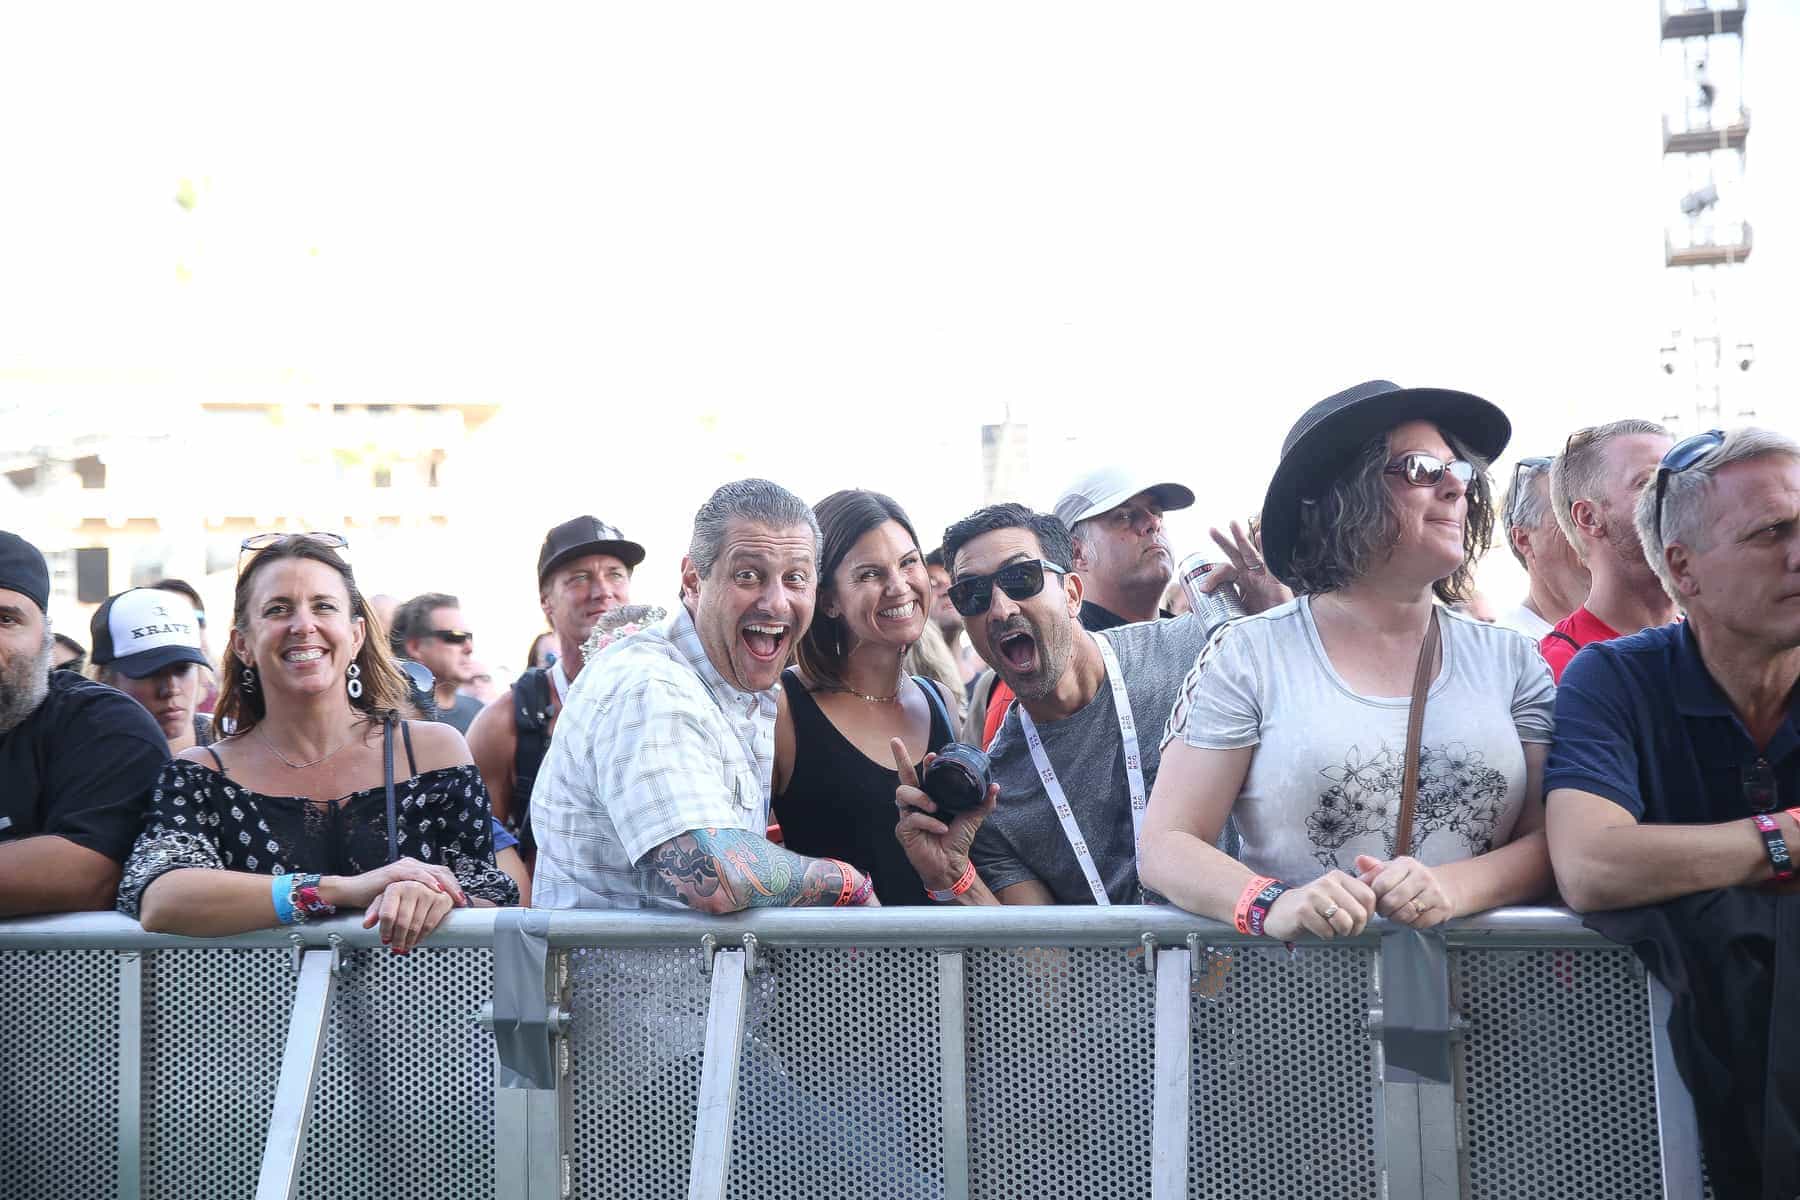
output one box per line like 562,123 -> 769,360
773,668 -> 952,906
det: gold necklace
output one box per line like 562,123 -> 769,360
846,686 -> 900,704
255,724 -> 359,770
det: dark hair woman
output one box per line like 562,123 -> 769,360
1142,381 -> 1555,942
772,490 -> 964,905
118,533 -> 517,952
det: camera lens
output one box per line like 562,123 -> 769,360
922,743 -> 992,816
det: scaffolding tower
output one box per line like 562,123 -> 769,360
1658,0 -> 1754,430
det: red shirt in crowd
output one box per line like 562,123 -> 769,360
1539,605 -> 1625,684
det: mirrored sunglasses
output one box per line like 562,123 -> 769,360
1384,453 -> 1475,488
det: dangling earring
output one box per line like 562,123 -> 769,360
346,662 -> 364,701
240,664 -> 259,695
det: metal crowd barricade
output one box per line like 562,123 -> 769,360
0,906 -> 1705,1200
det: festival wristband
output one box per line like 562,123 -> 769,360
292,873 -> 337,921
271,874 -> 297,925
828,860 -> 860,907
844,873 -> 875,907
1752,814 -> 1795,881
928,861 -> 978,902
1233,875 -> 1290,937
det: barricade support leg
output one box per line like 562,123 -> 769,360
492,912 -> 568,1200
255,944 -> 339,1200
687,947 -> 749,1200
1647,973 -> 1705,1198
938,949 -> 970,1200
1375,931 -> 1462,1200
1151,946 -> 1192,1200
116,950 -> 143,1200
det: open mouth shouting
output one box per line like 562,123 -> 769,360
993,624 -> 1040,678
741,621 -> 791,665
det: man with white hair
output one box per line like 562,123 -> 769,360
1546,427 -> 1800,909
1539,419 -> 1675,681
1053,466 -> 1194,631
1545,428 -> 1800,1195
1495,455 -> 1589,640
0,531 -> 169,915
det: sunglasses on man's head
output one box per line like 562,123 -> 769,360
947,558 -> 1069,617
1505,456 -> 1553,526
1652,428 -> 1725,541
426,629 -> 475,646
1384,453 -> 1475,488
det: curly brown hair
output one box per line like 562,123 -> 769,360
214,535 -> 413,735
1285,428 -> 1495,604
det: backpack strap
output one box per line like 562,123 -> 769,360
511,668 -> 557,857
913,675 -> 953,748
1544,629 -> 1582,652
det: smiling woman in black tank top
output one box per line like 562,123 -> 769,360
772,490 -> 956,905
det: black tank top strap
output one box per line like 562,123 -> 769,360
400,718 -> 417,777
780,667 -> 834,736
203,745 -> 226,774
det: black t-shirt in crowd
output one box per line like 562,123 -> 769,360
0,671 -> 170,862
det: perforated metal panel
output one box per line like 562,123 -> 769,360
141,947 -> 292,1200
568,946 -> 709,1200
727,946 -> 942,1199
295,946 -> 496,1199
1186,942 -> 1379,1199
964,946 -> 1155,1200
0,949 -> 122,1200
1453,947 -> 1663,1198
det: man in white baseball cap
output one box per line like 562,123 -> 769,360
1052,466 -> 1196,631
90,587 -> 214,753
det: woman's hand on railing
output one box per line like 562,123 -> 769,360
1263,871 -> 1377,940
1355,854 -> 1457,929
891,738 -> 997,897
361,879 -> 458,954
319,858 -> 468,914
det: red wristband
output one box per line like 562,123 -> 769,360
927,861 -> 978,902
1233,874 -> 1289,936
829,860 -> 863,907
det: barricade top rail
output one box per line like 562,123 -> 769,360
0,904 -> 1607,952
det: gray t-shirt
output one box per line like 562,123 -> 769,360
439,692 -> 484,735
1166,597 -> 1555,884
971,611 -> 1214,904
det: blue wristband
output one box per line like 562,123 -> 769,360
271,873 -> 297,925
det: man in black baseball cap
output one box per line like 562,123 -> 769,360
467,515 -> 645,884
0,531 -> 170,916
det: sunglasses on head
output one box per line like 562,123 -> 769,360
1652,428 -> 1725,541
427,629 -> 475,646
1385,453 -> 1475,488
947,558 -> 1069,617
238,531 -> 350,576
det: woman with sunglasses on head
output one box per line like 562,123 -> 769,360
117,534 -> 518,953
770,490 -> 962,905
1141,381 -> 1556,941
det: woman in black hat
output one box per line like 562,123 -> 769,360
1141,381 -> 1556,940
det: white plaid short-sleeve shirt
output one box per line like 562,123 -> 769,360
530,606 -> 779,910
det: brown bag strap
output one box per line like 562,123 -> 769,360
1393,609 -> 1441,859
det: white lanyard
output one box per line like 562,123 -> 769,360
1016,631 -> 1147,906
550,660 -> 572,706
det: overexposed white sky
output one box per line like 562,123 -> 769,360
2,2 -> 1795,633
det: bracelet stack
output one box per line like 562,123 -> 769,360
1752,813 -> 1796,881
927,861 -> 978,903
1233,875 -> 1289,937
829,860 -> 874,907
271,873 -> 338,925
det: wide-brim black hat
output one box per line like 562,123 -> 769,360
1260,380 -> 1511,586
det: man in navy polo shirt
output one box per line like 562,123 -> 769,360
1546,427 -> 1800,910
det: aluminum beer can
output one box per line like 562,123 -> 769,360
1177,552 -> 1245,625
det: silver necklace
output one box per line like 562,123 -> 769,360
255,724 -> 358,770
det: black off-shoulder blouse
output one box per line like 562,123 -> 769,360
117,755 -> 519,917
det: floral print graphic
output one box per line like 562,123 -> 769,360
1306,740 -> 1507,869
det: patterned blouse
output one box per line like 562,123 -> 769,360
117,757 -> 519,917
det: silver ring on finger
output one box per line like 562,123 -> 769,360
1319,902 -> 1340,920
1245,562 -> 1266,573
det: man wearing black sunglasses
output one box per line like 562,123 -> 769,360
392,591 -> 483,734
1544,426 -> 1800,1192
894,503 -> 1236,906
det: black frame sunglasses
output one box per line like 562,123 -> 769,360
1384,453 -> 1475,488
947,558 -> 1069,617
1652,429 -> 1725,541
425,629 -> 475,646
237,531 -> 350,575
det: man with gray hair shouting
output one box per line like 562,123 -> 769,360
531,480 -> 880,911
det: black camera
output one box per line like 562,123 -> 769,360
921,743 -> 993,818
